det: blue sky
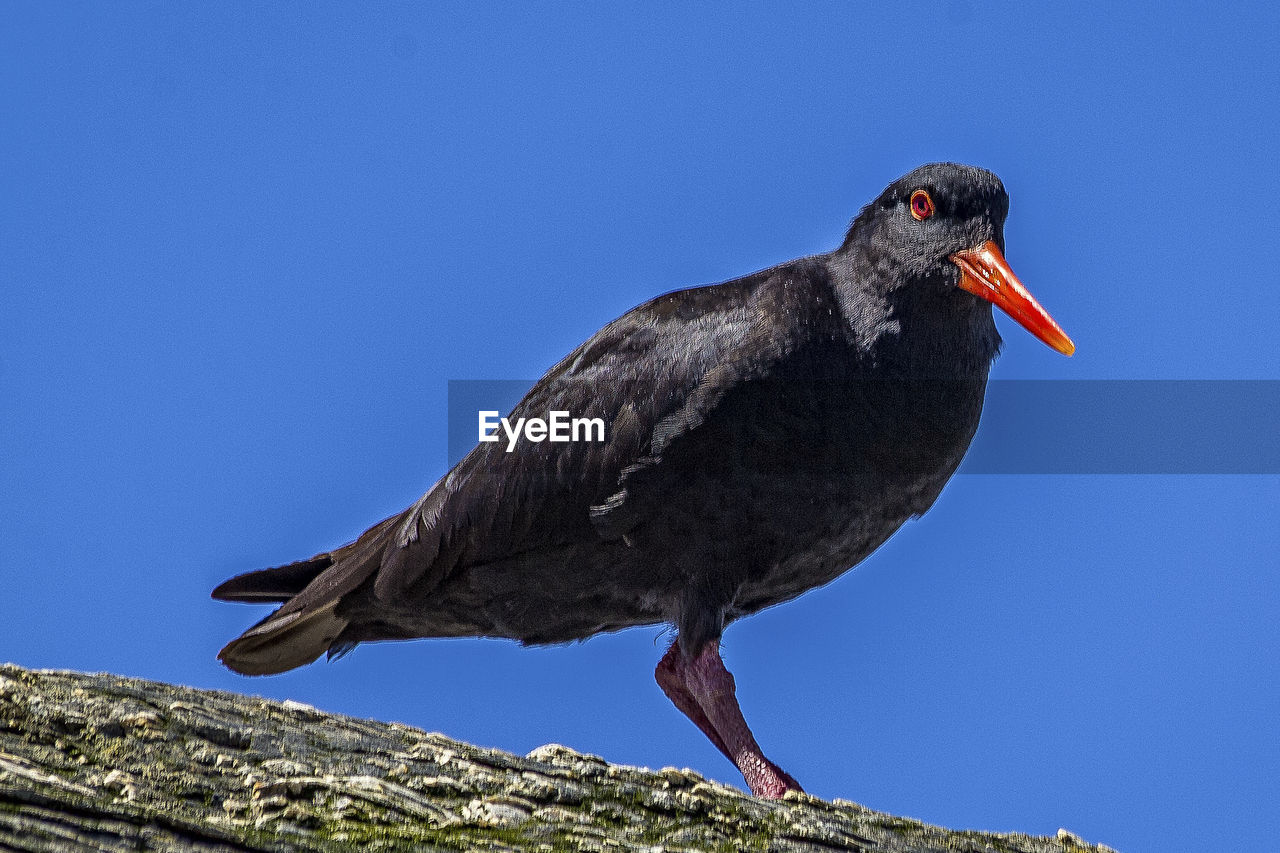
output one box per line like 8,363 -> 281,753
3,4 -> 1278,852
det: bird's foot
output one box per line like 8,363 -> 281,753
741,755 -> 804,798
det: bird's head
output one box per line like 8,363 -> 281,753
847,162 -> 1074,356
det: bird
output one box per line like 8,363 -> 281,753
213,162 -> 1074,798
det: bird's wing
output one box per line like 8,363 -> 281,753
368,256 -> 833,600
214,257 -> 833,666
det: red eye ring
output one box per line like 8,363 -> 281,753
910,189 -> 934,221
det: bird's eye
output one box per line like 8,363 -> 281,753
909,189 -> 934,221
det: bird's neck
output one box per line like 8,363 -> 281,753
825,246 -> 1002,380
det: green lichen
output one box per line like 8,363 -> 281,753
0,664 -> 1118,853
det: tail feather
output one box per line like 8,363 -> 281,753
211,556 -> 333,603
213,510 -> 412,675
217,603 -> 348,675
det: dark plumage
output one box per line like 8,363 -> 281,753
214,163 -> 1073,797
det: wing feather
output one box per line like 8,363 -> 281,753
371,257 -> 832,596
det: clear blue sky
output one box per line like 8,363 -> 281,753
4,5 -> 1277,853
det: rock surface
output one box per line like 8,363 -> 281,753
0,663 -> 1117,852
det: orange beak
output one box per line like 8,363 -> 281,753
951,241 -> 1075,356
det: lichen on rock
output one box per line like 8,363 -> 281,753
0,664 -> 1118,852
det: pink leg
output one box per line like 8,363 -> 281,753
654,638 -> 803,798
655,641 -> 734,763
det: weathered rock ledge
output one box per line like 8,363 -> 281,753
0,664 -> 1116,852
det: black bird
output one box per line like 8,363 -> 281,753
214,163 -> 1073,798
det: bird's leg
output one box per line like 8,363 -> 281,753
683,639 -> 804,798
654,640 -> 734,763
656,638 -> 803,798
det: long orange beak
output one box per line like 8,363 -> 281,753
951,241 -> 1075,356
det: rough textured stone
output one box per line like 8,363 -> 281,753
0,664 -> 1119,852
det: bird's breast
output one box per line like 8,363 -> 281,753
642,366 -> 991,617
